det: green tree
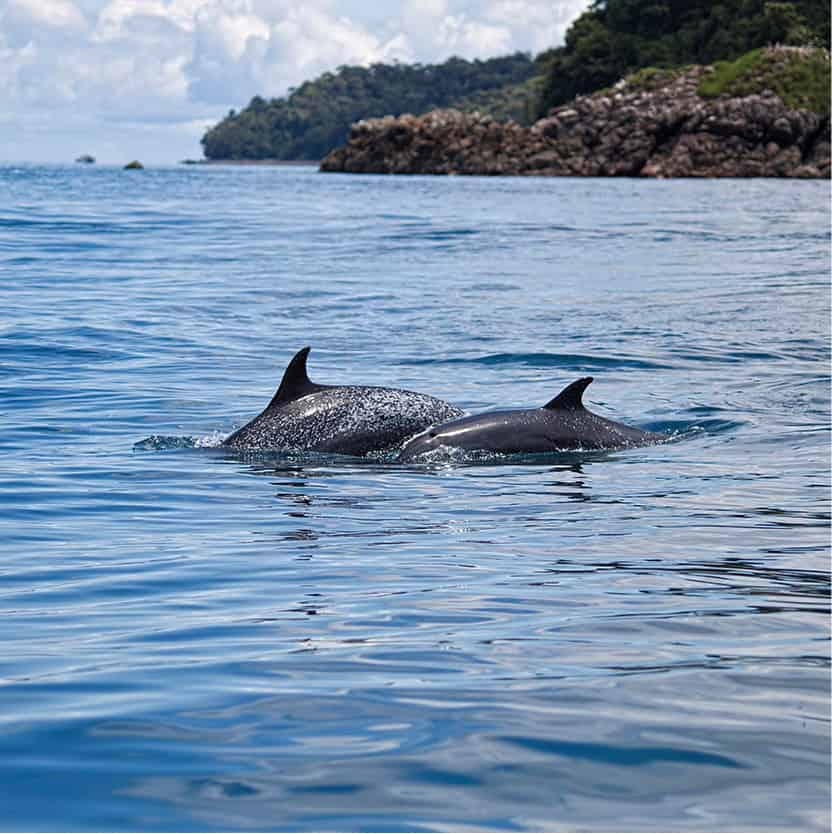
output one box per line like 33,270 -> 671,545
201,53 -> 539,160
538,0 -> 830,114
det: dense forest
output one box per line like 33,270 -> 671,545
201,0 -> 830,161
200,53 -> 542,160
538,0 -> 830,111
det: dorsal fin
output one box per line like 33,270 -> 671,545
267,347 -> 318,408
543,377 -> 593,410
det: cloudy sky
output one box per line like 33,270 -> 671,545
0,0 -> 590,164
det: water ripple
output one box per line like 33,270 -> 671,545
0,165 -> 828,832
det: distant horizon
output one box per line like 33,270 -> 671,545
0,0 -> 588,165
0,158 -> 322,166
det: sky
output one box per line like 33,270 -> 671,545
0,0 -> 591,164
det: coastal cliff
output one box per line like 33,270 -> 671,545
320,48 -> 830,178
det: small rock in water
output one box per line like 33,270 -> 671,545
124,160 -> 144,170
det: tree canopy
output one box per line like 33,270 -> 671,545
201,53 -> 541,160
538,0 -> 830,113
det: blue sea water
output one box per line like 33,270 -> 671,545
0,163 -> 829,832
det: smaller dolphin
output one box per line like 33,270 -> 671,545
223,347 -> 463,455
397,377 -> 663,460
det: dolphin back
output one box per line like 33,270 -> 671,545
398,377 -> 663,460
223,347 -> 463,454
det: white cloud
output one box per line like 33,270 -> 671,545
485,0 -> 580,53
0,0 -> 591,163
5,0 -> 87,31
193,2 -> 270,60
436,15 -> 513,56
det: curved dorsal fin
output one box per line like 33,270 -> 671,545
543,377 -> 593,410
267,347 -> 318,408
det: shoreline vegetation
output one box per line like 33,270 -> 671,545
198,0 -> 830,178
200,53 -> 542,161
320,47 -> 830,178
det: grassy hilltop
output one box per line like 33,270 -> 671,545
201,0 -> 830,161
698,45 -> 829,112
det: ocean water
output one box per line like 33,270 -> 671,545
0,163 -> 829,832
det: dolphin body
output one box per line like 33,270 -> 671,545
397,377 -> 663,460
223,347 -> 464,455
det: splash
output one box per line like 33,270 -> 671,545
133,435 -> 199,451
194,431 -> 227,448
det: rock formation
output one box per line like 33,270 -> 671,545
321,58 -> 829,179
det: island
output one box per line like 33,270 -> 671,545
200,53 -> 543,162
320,47 -> 830,178
199,0 -> 829,178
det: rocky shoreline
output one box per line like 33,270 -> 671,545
320,57 -> 830,179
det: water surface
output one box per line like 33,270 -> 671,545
0,165 -> 829,831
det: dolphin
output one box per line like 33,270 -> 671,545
397,377 -> 664,460
223,347 -> 464,455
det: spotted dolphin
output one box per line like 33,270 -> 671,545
223,347 -> 464,455
397,377 -> 664,460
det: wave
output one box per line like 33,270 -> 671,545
402,352 -> 670,370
